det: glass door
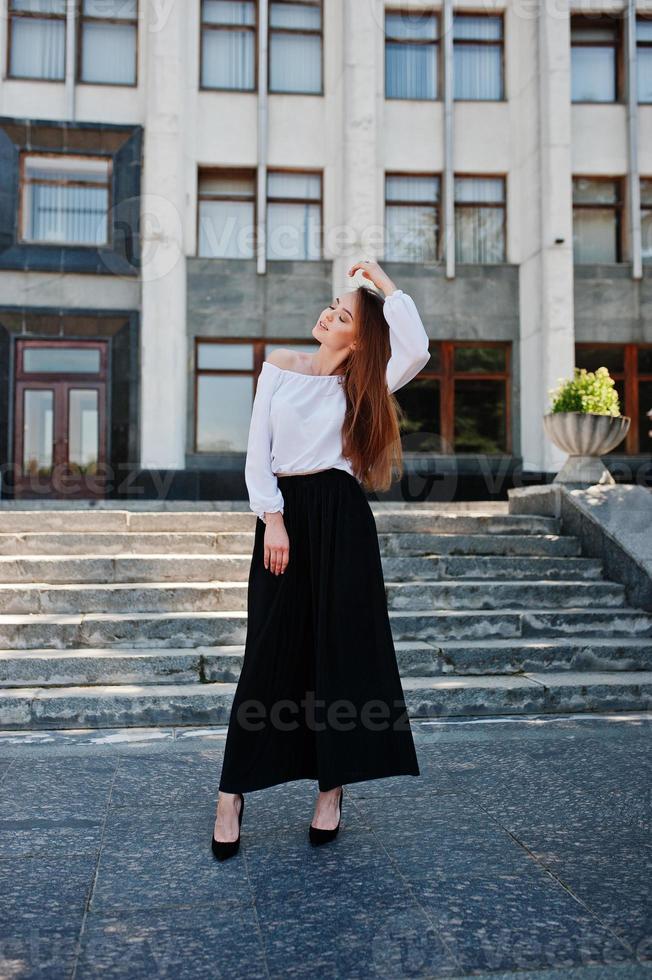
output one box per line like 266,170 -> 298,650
14,341 -> 108,499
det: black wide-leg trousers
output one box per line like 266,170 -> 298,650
218,467 -> 420,794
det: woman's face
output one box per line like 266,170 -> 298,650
312,290 -> 358,354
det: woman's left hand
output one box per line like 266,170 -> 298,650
348,260 -> 396,297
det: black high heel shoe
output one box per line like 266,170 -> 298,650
309,786 -> 343,846
212,793 -> 244,861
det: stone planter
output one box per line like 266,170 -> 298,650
543,411 -> 631,486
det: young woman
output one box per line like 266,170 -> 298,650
212,259 -> 431,860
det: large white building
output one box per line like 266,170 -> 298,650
0,0 -> 651,502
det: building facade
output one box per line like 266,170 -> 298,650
0,0 -> 651,502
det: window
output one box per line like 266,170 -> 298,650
197,169 -> 256,258
385,174 -> 440,262
269,0 -> 322,94
454,177 -> 506,263
8,0 -> 66,80
19,153 -> 112,246
385,9 -> 439,100
201,0 -> 256,91
394,342 -> 511,454
79,0 -> 138,85
639,18 -> 652,103
575,344 -> 652,453
571,16 -> 620,103
194,340 -> 316,452
572,177 -> 622,264
266,171 -> 321,260
453,14 -> 504,101
642,179 -> 652,264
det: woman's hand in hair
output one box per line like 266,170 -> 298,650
348,260 -> 397,298
263,512 -> 290,575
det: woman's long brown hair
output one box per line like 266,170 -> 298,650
340,285 -> 406,493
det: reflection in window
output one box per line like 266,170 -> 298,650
68,389 -> 99,474
573,178 -> 622,264
23,389 -> 54,476
454,177 -> 506,263
266,171 -> 321,260
385,9 -> 439,100
269,0 -> 322,94
637,18 -> 652,103
79,0 -> 138,85
201,0 -> 256,90
198,170 -> 256,258
453,14 -> 504,101
20,154 -> 111,246
385,174 -> 440,263
393,341 -> 511,454
642,179 -> 652,264
8,0 -> 66,80
571,16 -> 620,103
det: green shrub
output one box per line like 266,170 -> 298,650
549,366 -> 621,416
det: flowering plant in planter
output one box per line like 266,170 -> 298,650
544,367 -> 630,487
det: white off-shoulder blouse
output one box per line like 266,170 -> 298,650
244,289 -> 431,523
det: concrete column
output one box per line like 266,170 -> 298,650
333,0 -> 382,290
517,0 -> 575,475
442,0 -> 455,279
139,0 -> 188,470
257,0 -> 269,276
64,0 -> 76,120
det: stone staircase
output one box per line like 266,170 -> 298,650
0,505 -> 650,730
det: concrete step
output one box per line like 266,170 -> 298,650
0,578 -> 626,615
0,607 -> 650,650
0,510 -> 560,535
0,553 -> 603,584
1,637 -> 649,688
2,669 -> 651,729
0,530 -> 580,558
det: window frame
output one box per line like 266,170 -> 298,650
572,175 -> 624,265
17,150 -> 113,249
196,166 -> 258,258
7,0 -> 67,82
384,171 -> 442,263
268,0 -> 324,96
76,0 -> 139,88
406,340 -> 512,454
453,173 -> 507,265
452,10 -> 506,103
384,6 -> 441,102
570,13 -> 623,104
193,337 -> 317,454
265,166 -> 323,261
199,0 -> 258,93
575,342 -> 652,453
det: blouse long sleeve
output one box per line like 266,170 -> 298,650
244,364 -> 285,523
383,289 -> 431,393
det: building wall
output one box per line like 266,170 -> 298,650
0,0 -> 651,500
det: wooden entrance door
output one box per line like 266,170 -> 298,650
14,341 -> 108,499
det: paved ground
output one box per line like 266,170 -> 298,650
0,712 -> 650,980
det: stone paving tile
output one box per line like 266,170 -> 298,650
90,805 -> 252,914
74,906 -> 268,980
0,814 -> 104,857
402,866 -> 634,974
110,750 -> 223,808
0,913 -> 83,980
254,891 -> 461,979
0,855 -> 97,925
0,756 -> 117,819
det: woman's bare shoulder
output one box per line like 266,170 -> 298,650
265,349 -> 315,373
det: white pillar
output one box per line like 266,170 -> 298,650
140,1 -> 188,470
518,1 -> 575,475
333,0 -> 382,290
